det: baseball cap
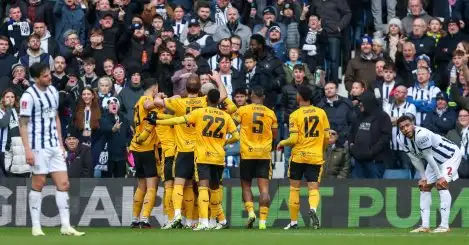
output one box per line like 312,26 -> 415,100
188,18 -> 200,27
263,6 -> 276,15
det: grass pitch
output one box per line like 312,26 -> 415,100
1,228 -> 468,245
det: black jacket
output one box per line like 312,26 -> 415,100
99,111 -> 132,161
317,96 -> 356,147
309,0 -> 352,37
422,108 -> 457,136
408,34 -> 436,59
256,46 -> 286,93
66,144 -> 93,178
395,51 -> 417,87
18,35 -> 60,58
349,91 -> 392,162
454,0 -> 469,33
16,0 -> 54,35
117,28 -> 154,74
152,60 -> 179,97
0,53 -> 17,79
281,82 -> 322,122
243,65 -> 276,108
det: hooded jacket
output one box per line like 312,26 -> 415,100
344,53 -> 377,91
349,91 -> 392,162
19,31 -> 60,58
118,83 -> 144,123
66,144 -> 93,178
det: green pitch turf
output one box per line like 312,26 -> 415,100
1,228 -> 468,245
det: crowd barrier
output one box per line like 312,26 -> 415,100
0,178 -> 468,228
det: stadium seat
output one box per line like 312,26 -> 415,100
383,169 -> 412,179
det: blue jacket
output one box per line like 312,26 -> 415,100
407,81 -> 439,113
53,0 -> 86,45
421,108 -> 457,136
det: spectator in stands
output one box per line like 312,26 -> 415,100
374,59 -> 386,85
61,30 -> 83,74
141,0 -> 173,24
396,41 -> 417,87
233,87 -> 248,107
213,0 -> 232,26
383,85 -> 416,169
401,0 -> 433,35
103,58 -> 115,78
454,0 -> 469,34
182,18 -> 217,58
318,81 -> 355,151
19,20 -> 60,58
230,35 -> 244,69
117,23 -> 154,75
283,48 -> 313,85
309,0 -> 351,83
97,77 -> 114,108
51,56 -> 68,90
299,12 -> 327,76
54,0 -> 86,46
253,6 -> 287,43
118,70 -> 144,123
349,91 -> 392,179
436,18 -> 469,87
456,109 -> 469,178
373,39 -> 389,61
407,67 -> 441,125
422,92 -> 457,135
243,50 -> 271,93
4,64 -> 29,97
277,3 -> 300,50
350,80 -> 367,108
83,28 -> 115,77
426,18 -> 445,46
153,48 -> 178,96
65,126 -> 93,178
100,97 -> 132,178
81,58 -> 99,89
180,3 -> 217,42
15,0 -> 54,34
0,36 -> 17,80
323,128 -> 350,179
207,38 -> 234,70
266,23 -> 286,62
375,63 -> 398,109
0,5 -> 32,55
19,33 -> 54,71
170,5 -> 187,39
73,87 -> 101,146
345,36 -> 377,92
408,18 -> 435,59
217,55 -> 245,99
59,73 -> 82,131
214,7 -> 252,54
385,18 -> 403,62
112,65 -> 127,95
148,14 -> 164,42
172,53 -> 197,96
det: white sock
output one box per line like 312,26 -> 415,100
259,220 -> 266,225
209,218 -> 216,227
420,191 -> 431,228
186,219 -> 192,227
174,209 -> 181,217
219,219 -> 227,225
290,220 -> 298,225
29,190 -> 42,229
439,190 -> 452,228
56,191 -> 70,228
201,218 -> 209,227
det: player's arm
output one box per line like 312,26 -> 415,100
19,116 -> 31,151
406,152 -> 426,176
422,149 -> 443,179
279,113 -> 298,147
322,112 -> 331,150
155,116 -> 187,126
135,111 -> 157,144
55,115 -> 65,149
210,71 -> 228,101
157,113 -> 174,119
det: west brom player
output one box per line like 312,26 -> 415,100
397,114 -> 461,233
19,63 -> 85,236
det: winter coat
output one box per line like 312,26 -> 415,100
283,62 -> 314,85
66,144 -> 93,178
309,0 -> 352,38
401,10 -> 433,35
0,18 -> 32,54
16,0 -> 54,35
349,91 -> 392,162
407,34 -> 436,59
213,22 -> 252,54
422,108 -> 457,136
450,83 -> 469,110
99,111 -> 132,161
53,0 -> 86,45
344,54 -> 377,91
395,51 -> 417,87
323,145 -> 350,179
317,96 -> 356,147
281,82 -> 322,122
18,31 -> 60,58
118,85 -> 144,123
0,53 -> 17,79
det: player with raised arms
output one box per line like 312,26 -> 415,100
278,85 -> 330,230
19,63 -> 84,236
397,113 -> 461,233
155,89 -> 240,230
232,87 -> 278,230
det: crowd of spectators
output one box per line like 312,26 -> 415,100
1,0 -> 469,180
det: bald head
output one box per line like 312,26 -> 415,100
227,7 -> 239,23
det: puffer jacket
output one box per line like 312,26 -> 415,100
281,81 -> 323,122
5,136 -> 30,175
322,145 -> 350,179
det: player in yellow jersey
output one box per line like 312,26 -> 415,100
232,87 -> 278,230
155,89 -> 239,231
278,85 -> 330,230
153,73 -> 236,228
129,84 -> 160,229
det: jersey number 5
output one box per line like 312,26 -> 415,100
252,112 -> 264,134
304,116 -> 319,137
202,115 -> 225,139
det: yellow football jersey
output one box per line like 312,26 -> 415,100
232,104 -> 278,159
185,107 -> 237,165
164,96 -> 237,152
155,107 -> 176,158
129,96 -> 158,152
289,105 -> 330,164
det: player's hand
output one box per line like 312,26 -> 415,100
418,178 -> 427,188
25,148 -> 35,166
436,177 -> 448,189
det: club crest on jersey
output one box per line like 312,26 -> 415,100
21,101 -> 27,109
417,136 -> 429,146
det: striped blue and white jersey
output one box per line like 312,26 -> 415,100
384,101 -> 416,151
19,84 -> 60,150
397,126 -> 458,164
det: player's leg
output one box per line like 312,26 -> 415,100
171,152 -> 188,226
240,159 -> 255,228
30,174 -> 46,236
162,155 -> 175,229
208,165 -> 224,230
183,180 -> 195,228
257,160 -> 272,230
194,163 -> 210,230
305,165 -> 322,229
49,147 -> 84,236
411,166 -> 435,233
192,182 -> 199,227
216,182 -> 227,228
132,178 -> 147,228
284,161 -> 301,230
140,176 -> 158,228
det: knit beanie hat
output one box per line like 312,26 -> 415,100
388,18 -> 403,32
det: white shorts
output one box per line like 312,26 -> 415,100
425,149 -> 462,184
32,147 -> 67,175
